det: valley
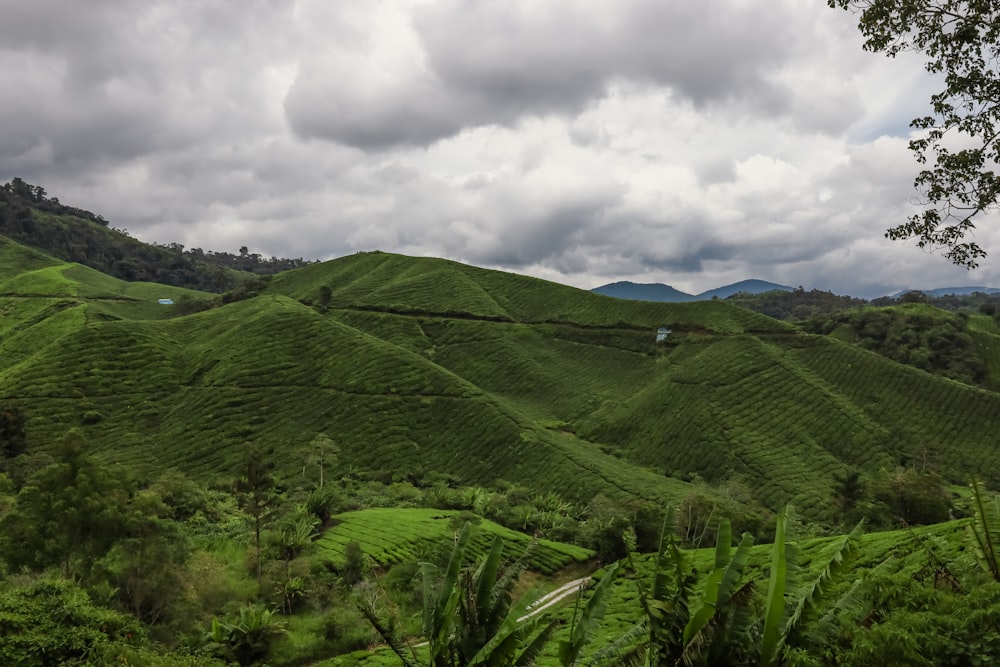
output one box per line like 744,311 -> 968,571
2,197 -> 1000,665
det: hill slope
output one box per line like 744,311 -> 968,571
4,243 -> 1000,521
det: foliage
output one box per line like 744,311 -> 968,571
593,510 -> 866,667
726,289 -> 866,322
360,523 -> 581,667
802,304 -> 986,385
969,478 -> 1000,581
235,444 -> 278,595
343,541 -> 368,587
869,467 -> 954,527
206,603 -> 287,667
593,517 -> 754,666
0,429 -> 130,579
558,563 -> 620,667
0,403 -> 27,459
0,178 -> 312,292
835,570 -> 1000,666
829,0 -> 1000,267
96,489 -> 191,626
0,577 -> 142,667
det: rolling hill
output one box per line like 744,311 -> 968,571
4,238 -> 1000,523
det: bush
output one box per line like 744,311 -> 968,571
0,578 -> 142,667
80,410 -> 104,425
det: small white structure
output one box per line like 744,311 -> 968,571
655,327 -> 672,342
158,298 -> 174,305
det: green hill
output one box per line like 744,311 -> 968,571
267,251 -> 789,333
4,240 -> 1000,522
0,178 -> 310,292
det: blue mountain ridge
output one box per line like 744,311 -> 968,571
592,279 -> 792,303
595,280 -> 1000,302
891,286 -> 1000,298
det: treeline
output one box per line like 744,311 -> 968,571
729,286 -> 1000,322
725,288 -> 866,321
726,289 -> 1000,388
0,178 -> 312,293
801,304 -> 987,387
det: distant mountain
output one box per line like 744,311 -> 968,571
591,281 -> 695,302
892,286 -> 1000,298
592,278 -> 791,302
695,279 -> 793,300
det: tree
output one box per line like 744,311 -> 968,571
0,429 -> 129,579
299,433 -> 339,488
0,578 -> 142,667
235,445 -> 278,596
0,403 -> 27,459
595,510 -> 866,667
317,284 -> 333,309
829,0 -> 1000,268
97,489 -> 190,626
593,517 -> 755,667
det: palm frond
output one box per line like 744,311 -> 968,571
427,522 -> 472,665
682,521 -> 754,648
357,599 -> 422,667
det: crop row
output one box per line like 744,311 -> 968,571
315,508 -> 593,574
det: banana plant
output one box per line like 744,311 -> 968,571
361,522 -> 613,667
596,508 -> 866,667
758,508 -> 865,666
591,515 -> 754,667
681,519 -> 755,665
558,562 -> 621,667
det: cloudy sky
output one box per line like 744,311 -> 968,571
1,0 -> 997,298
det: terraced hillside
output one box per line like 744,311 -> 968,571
4,240 -> 1000,520
316,508 -> 593,574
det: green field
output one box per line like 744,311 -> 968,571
4,238 -> 1000,520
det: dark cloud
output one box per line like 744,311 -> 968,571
0,0 -> 294,174
285,0 -> 805,149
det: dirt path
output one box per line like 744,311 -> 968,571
517,576 -> 592,621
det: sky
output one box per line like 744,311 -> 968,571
1,0 -> 997,299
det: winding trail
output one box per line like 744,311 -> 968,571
517,576 -> 592,621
